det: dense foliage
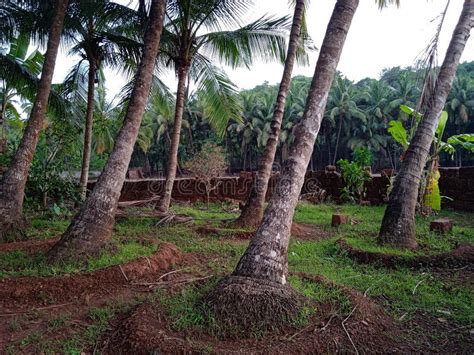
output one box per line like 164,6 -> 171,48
1,13 -> 473,208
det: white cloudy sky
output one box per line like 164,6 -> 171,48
52,0 -> 474,100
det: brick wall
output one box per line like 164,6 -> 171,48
88,166 -> 474,212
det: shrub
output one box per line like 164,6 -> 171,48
185,143 -> 228,208
337,147 -> 372,203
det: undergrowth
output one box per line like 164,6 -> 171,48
3,201 -> 473,352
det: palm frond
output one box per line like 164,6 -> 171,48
198,15 -> 291,68
190,54 -> 242,136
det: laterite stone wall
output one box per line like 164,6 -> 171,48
88,166 -> 474,212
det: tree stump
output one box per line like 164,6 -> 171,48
332,213 -> 349,227
430,218 -> 453,234
325,165 -> 337,173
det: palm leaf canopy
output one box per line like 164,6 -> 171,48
0,34 -> 64,117
154,0 -> 314,137
62,0 -> 143,78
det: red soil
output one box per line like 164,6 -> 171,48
195,222 -> 333,241
0,243 -> 182,310
0,238 -> 59,254
104,273 -> 407,354
338,239 -> 474,269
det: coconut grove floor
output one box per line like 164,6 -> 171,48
0,202 -> 473,353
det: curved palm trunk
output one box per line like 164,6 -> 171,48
332,112 -> 343,165
0,104 -> 6,155
156,64 -> 189,213
47,0 -> 167,262
78,60 -> 96,200
206,0 -> 359,329
379,0 -> 473,248
235,0 -> 306,227
0,0 -> 68,242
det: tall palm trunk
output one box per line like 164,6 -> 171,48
47,0 -> 167,262
156,63 -> 189,213
79,59 -> 96,200
235,0 -> 305,227
379,0 -> 473,248
0,0 -> 69,242
206,0 -> 359,329
332,112 -> 343,165
0,102 -> 6,154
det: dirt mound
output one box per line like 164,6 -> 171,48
194,223 -> 332,242
195,225 -> 255,240
0,243 -> 182,310
104,273 -> 405,354
0,237 -> 59,254
338,239 -> 474,269
291,222 -> 333,240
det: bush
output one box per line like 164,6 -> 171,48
337,147 -> 372,203
185,142 -> 228,208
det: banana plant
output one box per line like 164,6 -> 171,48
388,105 -> 474,211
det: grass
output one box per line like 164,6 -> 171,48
3,201 -> 474,351
9,301 -> 138,354
154,278 -> 220,332
0,241 -> 156,278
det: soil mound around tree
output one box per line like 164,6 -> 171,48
291,222 -> 333,240
204,275 -> 305,335
0,243 -> 182,309
195,223 -> 332,242
195,225 -> 255,240
338,239 -> 474,269
0,237 -> 59,254
104,273 -> 406,354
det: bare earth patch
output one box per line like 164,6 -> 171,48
104,273 -> 407,354
338,239 -> 474,269
0,237 -> 59,254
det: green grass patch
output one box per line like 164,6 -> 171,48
11,301 -> 138,354
7,201 -> 473,349
0,241 -> 156,278
26,219 -> 69,240
154,278 -> 220,332
289,237 -> 473,324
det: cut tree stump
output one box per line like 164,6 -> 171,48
430,218 -> 453,234
332,213 -> 349,227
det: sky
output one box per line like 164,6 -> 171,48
51,0 -> 474,101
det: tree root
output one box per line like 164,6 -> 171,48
203,275 -> 304,336
0,216 -> 28,243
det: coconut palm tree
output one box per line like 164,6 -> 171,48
326,74 -> 366,165
347,79 -> 391,153
386,72 -> 419,113
47,0 -> 167,262
234,0 -> 308,226
0,35 -> 42,153
205,0 -> 360,331
446,76 -> 474,165
155,0 -> 292,213
379,0 -> 474,248
60,0 -> 142,199
0,0 -> 69,242
447,77 -> 473,125
0,32 -> 65,153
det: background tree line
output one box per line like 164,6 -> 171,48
3,62 -> 473,188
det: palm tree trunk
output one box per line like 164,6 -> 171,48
78,60 -> 96,200
235,0 -> 306,227
332,112 -> 343,165
327,126 -> 332,165
156,64 -> 189,213
205,0 -> 359,329
379,0 -> 473,248
47,0 -> 166,262
0,0 -> 68,242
